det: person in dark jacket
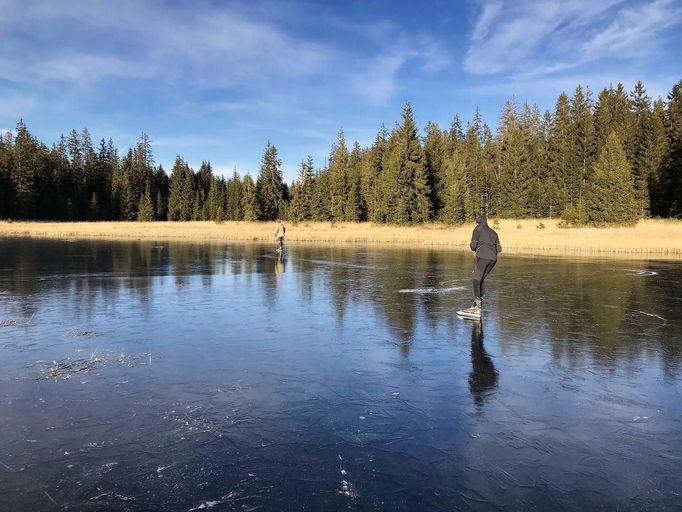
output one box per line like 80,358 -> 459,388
458,216 -> 501,317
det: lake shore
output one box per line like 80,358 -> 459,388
1,219 -> 681,259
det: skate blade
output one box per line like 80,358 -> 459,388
457,310 -> 481,320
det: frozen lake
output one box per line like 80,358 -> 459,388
1,238 -> 681,511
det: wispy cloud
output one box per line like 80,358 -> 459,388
350,37 -> 450,106
581,0 -> 682,58
0,0 -> 448,109
464,0 -> 682,77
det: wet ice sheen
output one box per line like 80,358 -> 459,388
0,238 -> 681,511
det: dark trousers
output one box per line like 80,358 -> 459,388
276,237 -> 284,250
472,258 -> 496,301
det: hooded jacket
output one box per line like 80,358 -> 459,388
470,216 -> 502,261
275,222 -> 286,239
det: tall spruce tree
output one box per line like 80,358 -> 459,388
241,174 -> 260,221
255,142 -> 285,220
345,142 -> 362,222
494,100 -> 530,217
424,122 -> 448,218
583,131 -> 638,225
462,110 -> 484,219
11,120 -> 39,219
665,80 -> 682,217
594,84 -> 635,161
519,103 -> 546,217
630,81 -> 653,216
137,186 -> 154,221
569,85 -> 595,203
389,102 -> 431,223
226,169 -> 244,220
206,176 -> 224,220
167,156 -> 190,221
328,130 -> 349,221
291,156 -> 315,221
362,125 -> 388,223
545,93 -> 574,215
647,98 -> 669,217
0,131 -> 13,218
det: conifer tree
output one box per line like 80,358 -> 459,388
167,156 -> 191,221
226,169 -> 243,220
328,130 -> 349,220
288,181 -> 304,221
290,156 -> 315,221
12,120 -> 44,219
345,142 -> 362,222
647,99 -> 669,217
594,84 -> 635,160
630,81 -> 653,216
666,81 -> 682,217
519,103 -> 546,217
494,100 -> 529,217
155,190 -> 165,220
311,169 -> 330,221
440,147 -> 467,224
241,174 -> 260,221
583,131 -> 638,225
362,125 -> 387,223
206,176 -> 224,220
570,85 -> 595,202
192,189 -> 205,220
424,122 -> 448,218
461,111 -> 484,219
545,93 -> 573,215
380,127 -> 408,223
137,186 -> 154,221
0,131 -> 12,218
88,192 -> 100,220
255,142 -> 285,220
383,102 -> 431,224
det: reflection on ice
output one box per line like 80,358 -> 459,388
0,238 -> 681,511
468,321 -> 498,408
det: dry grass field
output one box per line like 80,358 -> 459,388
1,219 -> 681,259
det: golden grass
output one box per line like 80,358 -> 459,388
1,219 -> 681,259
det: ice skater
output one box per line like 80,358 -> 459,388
274,217 -> 286,253
457,215 -> 501,319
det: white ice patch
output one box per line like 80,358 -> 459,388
339,479 -> 358,498
188,500 -> 224,511
156,464 -> 174,474
634,311 -> 667,322
626,269 -> 658,276
398,286 -> 466,294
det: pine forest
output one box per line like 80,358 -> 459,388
1,80 -> 681,226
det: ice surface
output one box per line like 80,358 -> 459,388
0,239 -> 681,511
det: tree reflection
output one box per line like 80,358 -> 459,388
1,239 -> 680,375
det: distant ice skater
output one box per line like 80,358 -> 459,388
457,216 -> 501,319
274,217 -> 286,253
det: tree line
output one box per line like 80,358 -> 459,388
1,79 -> 681,225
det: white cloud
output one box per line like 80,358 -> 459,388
471,1 -> 503,42
350,38 -> 450,106
464,0 -> 682,77
581,0 -> 682,58
0,0 -> 450,108
0,0 -> 331,88
0,92 -> 39,118
351,54 -> 407,106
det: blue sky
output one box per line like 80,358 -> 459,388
1,0 -> 680,181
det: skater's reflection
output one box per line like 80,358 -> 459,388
469,320 -> 498,407
275,253 -> 285,274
